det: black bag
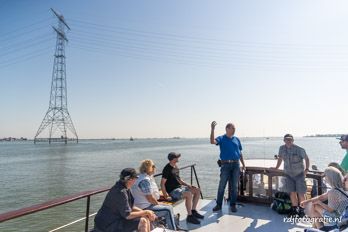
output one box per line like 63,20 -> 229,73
271,192 -> 292,214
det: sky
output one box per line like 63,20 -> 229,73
1,0 -> 348,139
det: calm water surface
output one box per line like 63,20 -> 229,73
0,137 -> 344,231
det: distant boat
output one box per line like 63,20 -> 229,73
130,137 -> 134,141
172,137 -> 180,139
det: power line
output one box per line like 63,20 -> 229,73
70,44 -> 225,69
69,33 -> 348,69
68,18 -> 348,49
1,24 -> 51,43
63,18 -> 348,71
69,32 -> 348,64
1,17 -> 52,37
66,21 -> 348,67
0,34 -> 54,56
0,46 -> 52,69
0,33 -> 54,53
70,43 -> 348,72
70,27 -> 348,58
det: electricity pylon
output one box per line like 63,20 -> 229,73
34,9 -> 78,144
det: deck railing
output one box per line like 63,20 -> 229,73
0,164 -> 201,232
237,167 -> 324,204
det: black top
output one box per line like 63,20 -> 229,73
162,163 -> 181,193
94,181 -> 134,231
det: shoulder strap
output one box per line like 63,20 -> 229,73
335,187 -> 348,200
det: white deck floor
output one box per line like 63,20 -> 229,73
173,199 -> 311,232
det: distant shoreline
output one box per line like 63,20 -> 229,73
0,135 -> 343,142
304,134 -> 342,138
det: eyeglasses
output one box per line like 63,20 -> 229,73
124,176 -> 138,181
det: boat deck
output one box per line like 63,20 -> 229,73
172,199 -> 311,232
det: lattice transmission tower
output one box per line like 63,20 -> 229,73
34,9 -> 78,144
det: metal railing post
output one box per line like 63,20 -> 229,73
318,176 -> 323,195
85,196 -> 90,232
191,166 -> 193,186
192,165 -> 203,199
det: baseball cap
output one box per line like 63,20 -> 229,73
168,152 -> 181,161
338,135 -> 348,142
120,168 -> 138,180
284,134 -> 294,140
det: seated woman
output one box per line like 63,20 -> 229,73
301,167 -> 348,230
94,168 -> 156,232
131,159 -> 177,230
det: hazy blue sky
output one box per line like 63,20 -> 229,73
1,0 -> 348,139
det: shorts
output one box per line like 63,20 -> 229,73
169,186 -> 190,201
284,173 -> 307,194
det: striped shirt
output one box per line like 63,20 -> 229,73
328,188 -> 348,215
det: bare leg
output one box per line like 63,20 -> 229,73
305,202 -> 315,218
290,192 -> 298,206
192,188 -> 200,210
183,191 -> 193,215
138,217 -> 150,232
298,193 -> 306,205
313,204 -> 325,228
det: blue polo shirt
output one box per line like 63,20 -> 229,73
216,135 -> 242,160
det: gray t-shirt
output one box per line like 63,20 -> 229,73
278,144 -> 307,177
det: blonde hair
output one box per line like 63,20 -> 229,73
139,159 -> 154,174
324,166 -> 344,189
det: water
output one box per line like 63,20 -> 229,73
0,137 -> 344,231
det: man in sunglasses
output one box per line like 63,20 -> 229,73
273,134 -> 310,217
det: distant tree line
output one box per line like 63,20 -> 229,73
305,134 -> 343,137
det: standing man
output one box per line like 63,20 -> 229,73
210,121 -> 246,212
161,152 -> 204,225
272,134 -> 310,217
339,135 -> 348,172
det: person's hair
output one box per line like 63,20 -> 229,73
225,123 -> 234,130
324,166 -> 344,189
119,167 -> 137,185
139,159 -> 154,174
328,162 -> 346,176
